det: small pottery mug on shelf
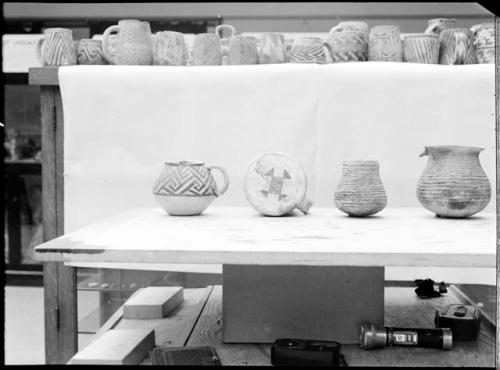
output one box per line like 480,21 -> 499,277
215,24 -> 237,65
227,35 -> 259,65
77,39 -> 107,65
324,29 -> 368,63
329,21 -> 370,35
36,28 -> 77,66
259,33 -> 286,64
471,23 -> 494,64
244,152 -> 312,217
289,37 -> 330,64
153,31 -> 188,66
368,25 -> 403,62
402,33 -> 439,64
425,18 -> 457,35
192,33 -> 223,65
439,28 -> 476,65
334,160 -> 387,217
153,161 -> 229,216
417,145 -> 491,218
102,20 -> 154,65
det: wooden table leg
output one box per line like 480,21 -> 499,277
40,85 -> 78,363
495,15 -> 500,370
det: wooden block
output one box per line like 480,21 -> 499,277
68,329 -> 155,365
123,287 -> 184,319
222,265 -> 384,344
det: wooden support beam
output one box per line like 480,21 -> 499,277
495,15 -> 500,370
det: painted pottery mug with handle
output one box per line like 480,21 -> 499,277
259,33 -> 286,64
289,37 -> 330,64
439,28 -> 476,65
153,161 -> 229,216
244,152 -> 313,216
77,39 -> 106,65
471,23 -> 494,64
402,33 -> 439,64
227,35 -> 259,65
368,25 -> 403,62
192,33 -> 223,65
36,28 -> 77,66
324,29 -> 368,62
153,31 -> 188,66
425,18 -> 457,35
102,20 -> 153,65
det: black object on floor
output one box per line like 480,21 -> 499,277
415,278 -> 447,298
435,304 -> 481,341
149,346 -> 221,365
271,338 -> 347,366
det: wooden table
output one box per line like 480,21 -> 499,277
85,285 -> 495,367
34,206 -> 495,349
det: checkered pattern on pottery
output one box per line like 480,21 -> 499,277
153,166 -> 217,196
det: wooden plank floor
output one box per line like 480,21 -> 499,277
89,285 -> 495,367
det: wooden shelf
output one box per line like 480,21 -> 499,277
34,206 -> 495,267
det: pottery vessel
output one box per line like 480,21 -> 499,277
289,37 -> 330,64
402,33 -> 439,64
368,25 -> 403,62
153,31 -> 188,66
259,33 -> 286,64
244,152 -> 312,216
425,18 -> 457,35
192,33 -> 223,65
215,24 -> 236,65
153,161 -> 229,216
329,21 -> 370,35
36,28 -> 77,66
102,20 -> 153,65
77,39 -> 106,65
227,35 -> 259,65
334,160 -> 387,217
324,29 -> 368,63
416,145 -> 491,218
439,28 -> 476,65
471,23 -> 494,64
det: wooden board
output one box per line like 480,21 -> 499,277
34,207 -> 494,268
123,287 -> 184,319
29,67 -> 59,85
185,285 -> 495,367
222,265 -> 384,343
68,329 -> 155,365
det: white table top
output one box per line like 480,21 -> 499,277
34,206 -> 495,267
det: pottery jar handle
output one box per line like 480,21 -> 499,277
424,23 -> 439,35
102,24 -> 120,64
419,147 -> 429,157
36,37 -> 46,66
296,197 -> 313,214
323,41 -> 334,62
208,165 -> 230,196
215,24 -> 236,39
329,25 -> 340,35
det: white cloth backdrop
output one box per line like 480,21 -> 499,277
59,63 -> 495,284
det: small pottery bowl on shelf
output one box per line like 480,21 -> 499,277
416,145 -> 491,218
152,161 -> 229,216
334,160 -> 387,217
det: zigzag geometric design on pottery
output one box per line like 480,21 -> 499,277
439,28 -> 476,65
41,30 -> 76,66
77,43 -> 106,64
289,45 -> 328,63
153,165 -> 217,196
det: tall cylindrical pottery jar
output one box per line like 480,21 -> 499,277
416,145 -> 491,218
334,160 -> 387,217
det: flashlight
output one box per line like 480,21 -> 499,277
360,323 -> 453,350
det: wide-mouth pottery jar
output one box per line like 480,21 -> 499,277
416,145 -> 491,218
